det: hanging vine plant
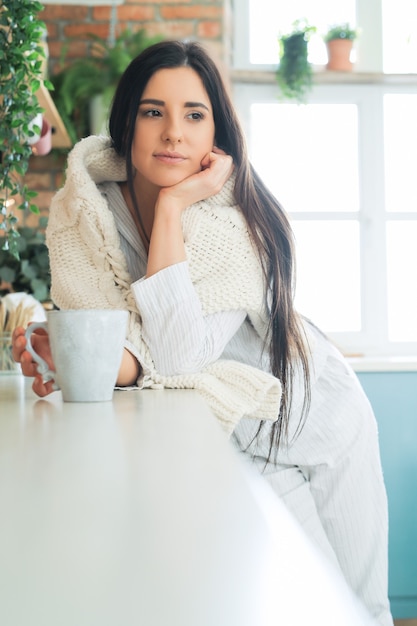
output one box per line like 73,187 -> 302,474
276,20 -> 316,102
0,0 -> 50,258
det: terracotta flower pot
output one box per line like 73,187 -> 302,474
31,117 -> 52,156
326,39 -> 354,71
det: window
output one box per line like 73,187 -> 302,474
382,0 -> 417,73
247,0 -> 356,67
232,0 -> 417,357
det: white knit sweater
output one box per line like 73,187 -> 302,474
46,135 -> 282,434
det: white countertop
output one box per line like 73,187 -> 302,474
0,375 -> 374,626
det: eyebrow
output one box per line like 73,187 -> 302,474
139,98 -> 210,112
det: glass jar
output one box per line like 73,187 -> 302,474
0,332 -> 20,373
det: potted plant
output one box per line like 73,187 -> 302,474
276,20 -> 316,103
52,28 -> 162,142
0,217 -> 51,303
324,23 -> 357,71
0,0 -> 51,258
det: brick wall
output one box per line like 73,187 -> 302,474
23,152 -> 67,229
21,0 -> 229,228
41,1 -> 227,75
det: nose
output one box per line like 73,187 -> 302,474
161,117 -> 183,143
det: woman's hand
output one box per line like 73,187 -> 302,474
12,326 -> 57,397
158,146 -> 234,210
146,148 -> 234,277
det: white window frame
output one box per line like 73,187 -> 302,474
232,0 -> 384,73
230,0 -> 417,357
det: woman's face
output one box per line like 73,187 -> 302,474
131,66 -> 216,193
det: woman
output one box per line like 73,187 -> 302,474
12,40 -> 393,625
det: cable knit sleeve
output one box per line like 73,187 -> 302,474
47,188 -> 125,310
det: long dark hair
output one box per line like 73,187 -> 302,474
109,40 -> 311,461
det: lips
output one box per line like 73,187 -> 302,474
154,151 -> 186,164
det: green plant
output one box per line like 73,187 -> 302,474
52,28 -> 162,142
324,23 -> 357,43
0,217 -> 51,302
276,20 -> 316,102
0,0 -> 52,258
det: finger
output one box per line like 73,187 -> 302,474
12,326 -> 26,341
200,151 -> 213,169
201,150 -> 232,171
21,348 -> 52,378
20,350 -> 42,378
210,152 -> 234,179
32,376 -> 49,397
32,375 -> 56,398
11,331 -> 27,362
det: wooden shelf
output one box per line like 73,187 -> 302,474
35,83 -> 72,149
231,68 -> 417,86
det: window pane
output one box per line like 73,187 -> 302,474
249,103 -> 359,212
386,221 -> 417,341
384,94 -> 417,212
249,0 -> 356,65
293,220 -> 361,332
383,0 -> 417,73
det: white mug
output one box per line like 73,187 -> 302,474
25,309 -> 128,402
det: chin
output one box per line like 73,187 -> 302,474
154,171 -> 199,188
